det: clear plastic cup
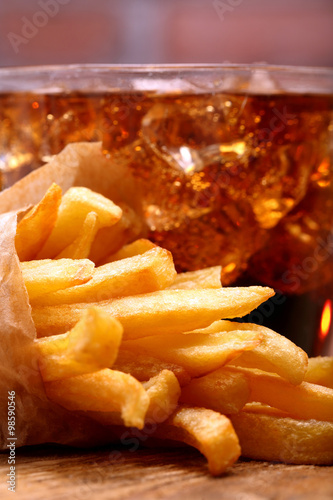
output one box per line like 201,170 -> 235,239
1,63 -> 332,354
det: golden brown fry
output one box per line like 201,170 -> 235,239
230,411 -> 333,465
143,370 -> 181,423
227,366 -> 333,421
21,258 -> 95,303
167,266 -> 222,290
89,203 -> 144,265
55,211 -> 99,259
32,286 -> 274,339
37,187 -> 122,258
86,370 -> 180,428
152,406 -> 241,476
102,238 -> 156,264
35,307 -> 123,381
180,366 -> 250,414
220,320 -> 308,385
113,349 -> 191,386
241,402 -> 291,417
123,330 -> 262,377
44,368 -> 149,429
304,356 -> 333,389
34,247 -> 176,306
87,366 -> 180,429
15,183 -> 62,261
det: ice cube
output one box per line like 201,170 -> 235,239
140,93 -> 315,231
249,182 -> 333,294
110,137 -> 266,283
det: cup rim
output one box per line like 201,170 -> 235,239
0,63 -> 332,94
0,62 -> 333,75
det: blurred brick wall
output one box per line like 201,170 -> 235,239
0,0 -> 332,67
165,0 -> 333,66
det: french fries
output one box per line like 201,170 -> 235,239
44,368 -> 149,429
226,366 -> 333,421
11,178 -> 333,475
102,238 -> 156,264
32,286 -> 274,338
21,259 -> 95,302
151,406 -> 241,476
15,183 -> 62,261
143,370 -> 181,423
37,187 -> 122,258
222,320 -> 308,385
180,367 -> 250,414
87,370 -> 181,429
122,329 -> 262,376
35,307 -> 123,381
241,402 -> 291,417
230,411 -> 333,465
304,356 -> 333,389
167,266 -> 222,290
33,247 -> 176,306
113,349 -> 191,386
89,203 -> 144,264
55,211 -> 99,259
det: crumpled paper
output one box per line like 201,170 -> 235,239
0,142 -> 143,449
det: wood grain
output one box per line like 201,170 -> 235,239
1,445 -> 332,500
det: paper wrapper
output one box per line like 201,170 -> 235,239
0,142 -> 144,449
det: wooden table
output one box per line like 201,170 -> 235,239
1,445 -> 332,500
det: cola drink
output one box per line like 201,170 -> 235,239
0,66 -> 332,353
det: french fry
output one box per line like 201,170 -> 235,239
102,238 -> 156,264
44,368 -> 149,429
230,411 -> 333,465
180,367 -> 250,414
227,366 -> 333,421
35,307 -> 123,381
167,266 -> 222,290
151,406 -> 241,476
87,371 -> 180,428
34,247 -> 177,306
143,370 -> 181,423
241,402 -> 291,417
86,368 -> 181,430
219,320 -> 308,385
15,183 -> 62,261
89,203 -> 144,264
113,349 -> 191,386
37,187 -> 122,258
32,286 -> 275,339
304,356 -> 333,389
21,258 -> 95,303
123,329 -> 262,377
55,211 -> 99,259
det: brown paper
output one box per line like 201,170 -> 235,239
0,142 -> 143,449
